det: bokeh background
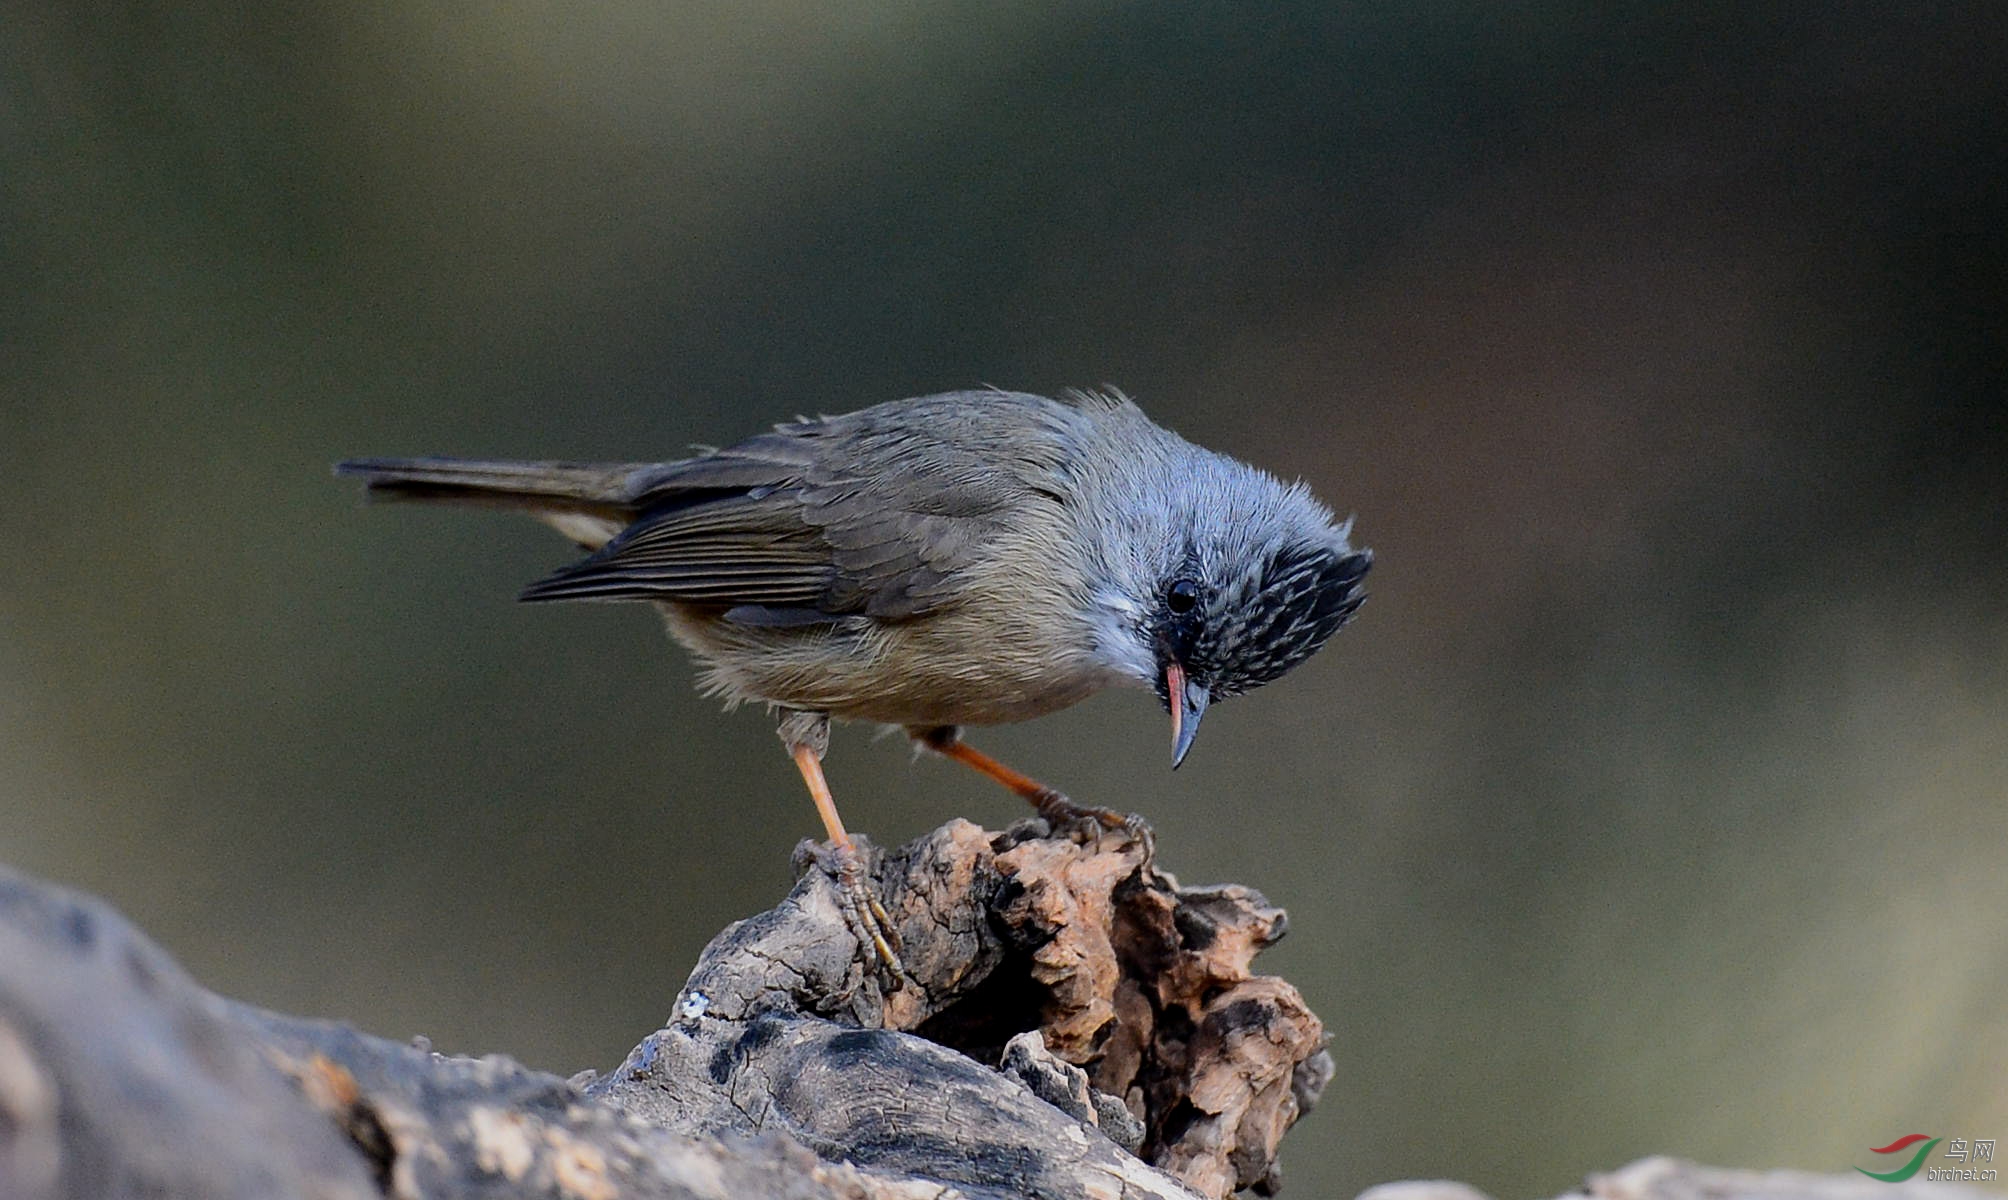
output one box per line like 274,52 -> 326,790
5,4 -> 2005,1196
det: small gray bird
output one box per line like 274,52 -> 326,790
338,389 -> 1369,970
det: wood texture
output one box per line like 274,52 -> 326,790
0,816 -> 1324,1199
0,825 -> 1990,1199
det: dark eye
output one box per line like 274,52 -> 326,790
1166,579 -> 1200,614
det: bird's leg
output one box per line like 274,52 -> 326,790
779,711 -> 904,986
910,725 -> 1149,844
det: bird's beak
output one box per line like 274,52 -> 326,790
1165,661 -> 1210,769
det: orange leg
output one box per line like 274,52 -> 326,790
788,742 -> 904,980
792,744 -> 855,848
929,738 -> 1069,811
913,726 -> 1135,833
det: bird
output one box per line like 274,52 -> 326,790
337,388 -> 1370,976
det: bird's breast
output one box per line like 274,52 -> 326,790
656,600 -> 1116,727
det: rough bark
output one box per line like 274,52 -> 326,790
0,815 -> 1325,1199
6,825 -> 1981,1200
587,818 -> 1326,1198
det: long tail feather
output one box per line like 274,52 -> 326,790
335,457 -> 649,548
335,457 -> 647,505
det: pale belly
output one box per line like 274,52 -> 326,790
655,603 -> 1142,728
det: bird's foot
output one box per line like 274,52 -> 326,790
801,840 -> 908,992
1030,789 -> 1155,855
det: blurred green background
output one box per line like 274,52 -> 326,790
4,4 -> 2004,1196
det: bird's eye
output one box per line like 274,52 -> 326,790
1166,579 -> 1200,614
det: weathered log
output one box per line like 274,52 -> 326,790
587,818 -> 1327,1198
0,822 -> 1991,1200
0,815 -> 1326,1199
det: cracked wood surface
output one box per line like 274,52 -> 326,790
589,818 -> 1328,1197
0,816 -> 1325,1199
2,835 -> 1988,1200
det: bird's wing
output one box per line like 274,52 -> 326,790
519,392 -> 1070,621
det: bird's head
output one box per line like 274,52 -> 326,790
1077,430 -> 1371,768
1146,517 -> 1370,767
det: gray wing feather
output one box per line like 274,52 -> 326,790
518,392 -> 1068,620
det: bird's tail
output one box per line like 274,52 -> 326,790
335,457 -> 650,548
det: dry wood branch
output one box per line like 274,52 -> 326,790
587,816 -> 1329,1197
0,830 -> 1991,1200
0,816 -> 1326,1199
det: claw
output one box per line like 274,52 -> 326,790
1032,789 -> 1153,853
811,841 -> 908,990
785,736 -> 908,992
